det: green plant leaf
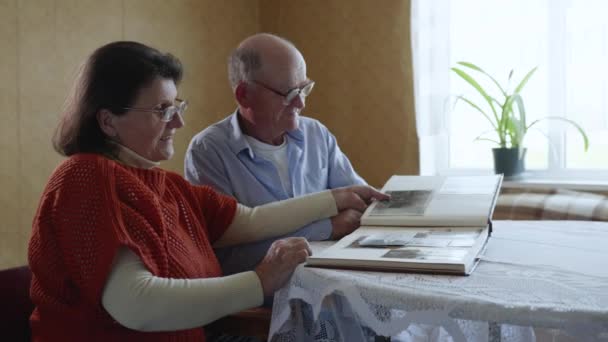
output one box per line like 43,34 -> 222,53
514,67 -> 538,94
527,117 -> 589,151
451,67 -> 499,124
504,116 -> 522,147
454,95 -> 497,129
497,96 -> 518,146
491,98 -> 503,108
473,136 -> 502,145
497,89 -> 529,148
450,63 -> 589,153
512,94 -> 527,127
457,61 -> 508,97
511,94 -> 527,146
473,129 -> 503,146
499,96 -> 512,129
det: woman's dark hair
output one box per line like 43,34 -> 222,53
53,41 -> 183,156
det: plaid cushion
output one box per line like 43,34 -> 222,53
493,187 -> 608,221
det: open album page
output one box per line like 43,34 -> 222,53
307,226 -> 489,274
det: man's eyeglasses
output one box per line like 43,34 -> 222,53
123,98 -> 188,122
252,80 -> 315,106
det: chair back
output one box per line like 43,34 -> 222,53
0,266 -> 34,341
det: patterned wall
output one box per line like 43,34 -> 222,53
0,0 -> 258,268
259,0 -> 419,187
0,0 -> 417,268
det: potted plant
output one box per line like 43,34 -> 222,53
451,62 -> 589,177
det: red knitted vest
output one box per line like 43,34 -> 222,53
28,154 -> 237,341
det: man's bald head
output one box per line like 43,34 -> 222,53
228,33 -> 304,90
228,34 -> 310,145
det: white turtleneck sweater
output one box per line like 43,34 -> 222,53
102,144 -> 337,332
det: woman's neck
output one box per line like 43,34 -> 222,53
108,141 -> 160,169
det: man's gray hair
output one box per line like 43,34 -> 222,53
227,34 -> 298,90
228,48 -> 262,90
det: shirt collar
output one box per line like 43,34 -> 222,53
228,109 -> 305,158
228,109 -> 254,159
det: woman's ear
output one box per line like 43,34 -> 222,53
97,109 -> 118,138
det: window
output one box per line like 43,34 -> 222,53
412,0 -> 608,180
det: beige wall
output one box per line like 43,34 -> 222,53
259,0 -> 419,187
0,0 -> 258,268
0,0 -> 417,269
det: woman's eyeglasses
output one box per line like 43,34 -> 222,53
123,98 -> 188,122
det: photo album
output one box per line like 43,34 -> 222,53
307,175 -> 503,275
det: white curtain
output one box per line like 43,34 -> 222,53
411,0 -> 608,178
410,0 -> 451,175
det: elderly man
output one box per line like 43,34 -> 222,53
185,33 -> 366,275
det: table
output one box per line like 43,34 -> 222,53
269,221 -> 608,341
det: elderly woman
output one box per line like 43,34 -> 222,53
28,41 -> 386,341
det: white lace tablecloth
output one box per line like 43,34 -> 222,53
269,221 -> 608,341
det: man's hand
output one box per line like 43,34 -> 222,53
254,237 -> 311,297
331,185 -> 389,212
330,209 -> 362,240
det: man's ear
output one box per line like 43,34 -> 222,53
235,81 -> 252,108
96,109 -> 118,138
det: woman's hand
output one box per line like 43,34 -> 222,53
254,237 -> 311,297
330,209 -> 363,239
331,185 -> 389,212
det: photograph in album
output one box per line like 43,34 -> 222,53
369,190 -> 433,216
307,175 -> 503,275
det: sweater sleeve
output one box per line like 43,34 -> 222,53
102,247 -> 263,331
214,190 -> 337,247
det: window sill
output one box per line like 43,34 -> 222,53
436,168 -> 608,191
502,178 -> 608,192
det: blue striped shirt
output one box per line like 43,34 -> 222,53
185,111 -> 365,275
